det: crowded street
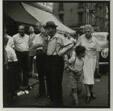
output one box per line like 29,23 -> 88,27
3,1 -> 110,108
8,71 -> 109,107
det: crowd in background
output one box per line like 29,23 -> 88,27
3,21 -> 108,107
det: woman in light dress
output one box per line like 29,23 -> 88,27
76,25 -> 101,103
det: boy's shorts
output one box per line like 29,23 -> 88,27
70,72 -> 83,89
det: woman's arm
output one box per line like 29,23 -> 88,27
31,42 -> 44,50
30,35 -> 44,50
75,36 -> 81,47
68,65 -> 78,73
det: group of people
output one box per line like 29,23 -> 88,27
4,21 -> 103,106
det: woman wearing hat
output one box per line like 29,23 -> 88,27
76,25 -> 100,103
44,21 -> 74,106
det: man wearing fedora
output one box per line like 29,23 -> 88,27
44,21 -> 74,106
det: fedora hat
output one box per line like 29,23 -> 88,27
44,21 -> 57,28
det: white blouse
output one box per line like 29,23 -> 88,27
77,34 -> 100,58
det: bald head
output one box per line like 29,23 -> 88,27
35,22 -> 42,34
18,25 -> 25,36
29,26 -> 34,34
18,25 -> 25,30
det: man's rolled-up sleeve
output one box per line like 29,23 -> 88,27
56,37 -> 64,55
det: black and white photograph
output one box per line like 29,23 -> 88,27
2,0 -> 110,108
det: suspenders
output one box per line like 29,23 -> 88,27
51,37 -> 58,55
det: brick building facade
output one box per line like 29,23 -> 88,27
53,2 -> 109,32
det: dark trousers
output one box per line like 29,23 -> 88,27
36,50 -> 46,96
3,62 -> 20,106
29,56 -> 34,76
45,55 -> 64,106
3,65 -> 9,106
8,62 -> 20,94
15,51 -> 29,86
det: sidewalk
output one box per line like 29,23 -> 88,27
9,71 -> 109,108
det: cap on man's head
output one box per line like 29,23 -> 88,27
44,21 -> 57,28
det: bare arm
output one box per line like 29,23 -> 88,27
68,50 -> 76,64
31,42 -> 44,50
30,35 -> 44,50
75,36 -> 82,47
68,65 -> 78,73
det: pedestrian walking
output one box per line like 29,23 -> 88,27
13,25 -> 30,90
67,46 -> 86,105
76,24 -> 100,103
44,21 -> 74,106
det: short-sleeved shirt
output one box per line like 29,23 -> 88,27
47,33 -> 64,55
5,45 -> 18,62
13,33 -> 29,52
68,50 -> 84,72
69,56 -> 84,88
73,57 -> 84,72
5,34 -> 14,48
29,33 -> 36,47
77,34 -> 100,58
32,33 -> 47,51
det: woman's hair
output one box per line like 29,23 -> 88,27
84,24 -> 94,33
75,45 -> 86,57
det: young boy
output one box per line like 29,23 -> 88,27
67,45 -> 86,105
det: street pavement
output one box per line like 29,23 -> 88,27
9,70 -> 109,108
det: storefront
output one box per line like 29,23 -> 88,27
4,2 -> 75,35
4,2 -> 38,35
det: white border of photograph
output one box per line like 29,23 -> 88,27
0,0 -> 112,111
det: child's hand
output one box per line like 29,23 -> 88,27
64,63 -> 68,69
76,70 -> 83,76
65,60 -> 69,66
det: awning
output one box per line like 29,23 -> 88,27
5,2 -> 38,25
22,2 -> 75,34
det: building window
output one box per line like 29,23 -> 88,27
59,3 -> 64,11
59,13 -> 64,23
